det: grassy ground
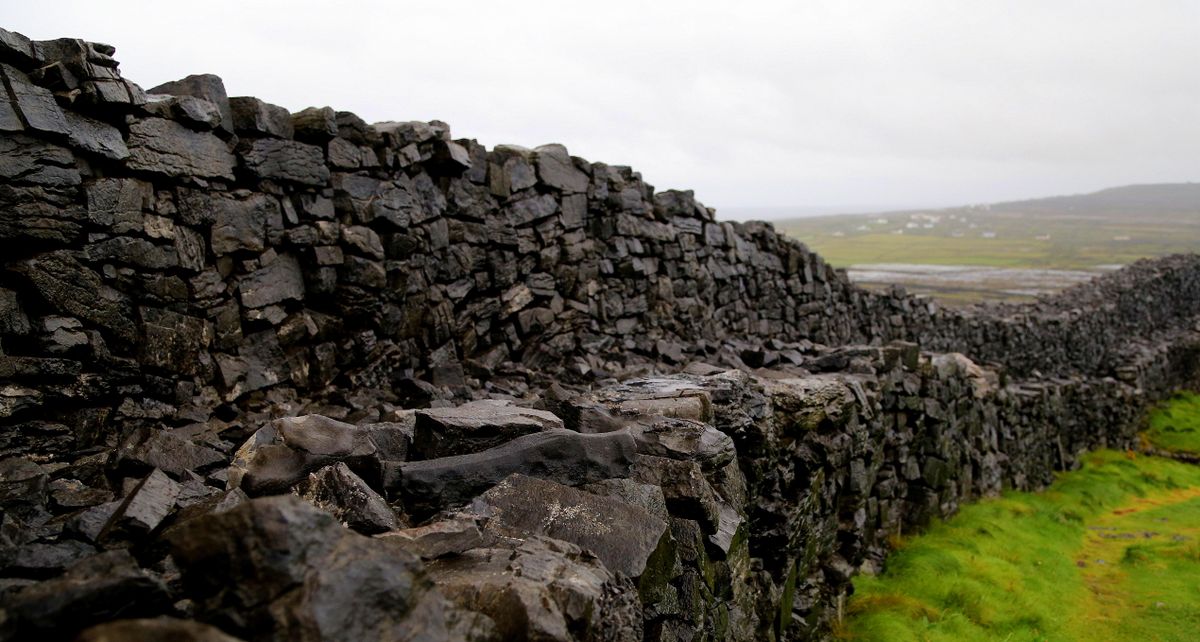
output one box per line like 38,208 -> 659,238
1144,392 -> 1200,455
779,212 -> 1200,271
777,211 -> 1200,303
838,395 -> 1200,641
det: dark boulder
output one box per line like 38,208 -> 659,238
97,469 -> 182,544
0,134 -> 80,188
0,539 -> 96,578
113,427 -> 225,478
167,496 -> 495,642
227,415 -> 380,495
0,550 -> 169,640
474,473 -> 669,579
237,254 -> 304,309
74,618 -> 246,642
125,118 -> 236,180
627,416 -> 735,472
426,535 -> 642,642
147,73 -> 233,135
62,110 -> 128,160
0,63 -> 69,137
17,252 -> 138,344
377,515 -> 489,560
632,455 -> 722,534
388,428 -> 637,519
534,144 -> 589,194
293,462 -> 398,535
236,138 -> 329,186
229,96 -> 293,139
290,106 -> 337,143
411,399 -> 563,460
209,192 -> 282,256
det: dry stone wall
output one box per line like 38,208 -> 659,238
1,29 -> 1199,642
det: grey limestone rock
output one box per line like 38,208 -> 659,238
17,252 -> 138,344
0,288 -> 31,335
291,106 -> 337,142
139,307 -> 214,375
2,25 -> 1200,642
430,139 -> 472,175
507,193 -> 558,227
114,427 -> 225,478
340,224 -> 385,259
411,399 -> 564,460
168,496 -> 495,642
227,414 -> 380,496
426,535 -> 642,642
0,550 -> 169,640
535,144 -> 589,193
377,515 -> 489,560
475,473 -> 669,579
148,73 -> 233,134
237,253 -> 305,309
389,428 -> 638,519
143,94 -> 224,130
98,468 -> 181,543
628,416 -> 736,472
632,455 -> 723,534
209,191 -> 282,255
0,63 -> 69,136
229,96 -> 293,138
0,133 -> 80,187
62,109 -> 129,160
0,27 -> 38,70
293,462 -> 398,534
125,117 -> 236,180
237,137 -> 329,186
487,144 -> 537,196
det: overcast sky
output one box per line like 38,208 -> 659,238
6,1 -> 1198,217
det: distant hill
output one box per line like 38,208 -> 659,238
987,183 -> 1200,221
774,183 -> 1200,302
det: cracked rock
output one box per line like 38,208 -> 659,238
227,414 -> 380,495
474,473 -> 669,579
293,462 -> 399,535
125,117 -> 235,180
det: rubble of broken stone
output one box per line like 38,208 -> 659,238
1,27 -> 1200,642
5,338 -> 1194,641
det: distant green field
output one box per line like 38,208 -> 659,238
840,396 -> 1200,642
778,211 -> 1200,270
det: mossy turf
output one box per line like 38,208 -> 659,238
839,396 -> 1200,642
1144,392 -> 1200,455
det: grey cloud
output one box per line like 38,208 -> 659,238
6,0 -> 1197,215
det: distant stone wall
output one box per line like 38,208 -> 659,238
2,29 -> 1199,642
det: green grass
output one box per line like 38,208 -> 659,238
1145,392 -> 1200,454
779,211 -> 1200,270
839,396 -> 1200,641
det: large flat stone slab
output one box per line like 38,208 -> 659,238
412,399 -> 563,459
125,117 -> 235,180
475,473 -> 669,579
389,428 -> 636,519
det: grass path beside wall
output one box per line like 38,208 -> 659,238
839,394 -> 1200,641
